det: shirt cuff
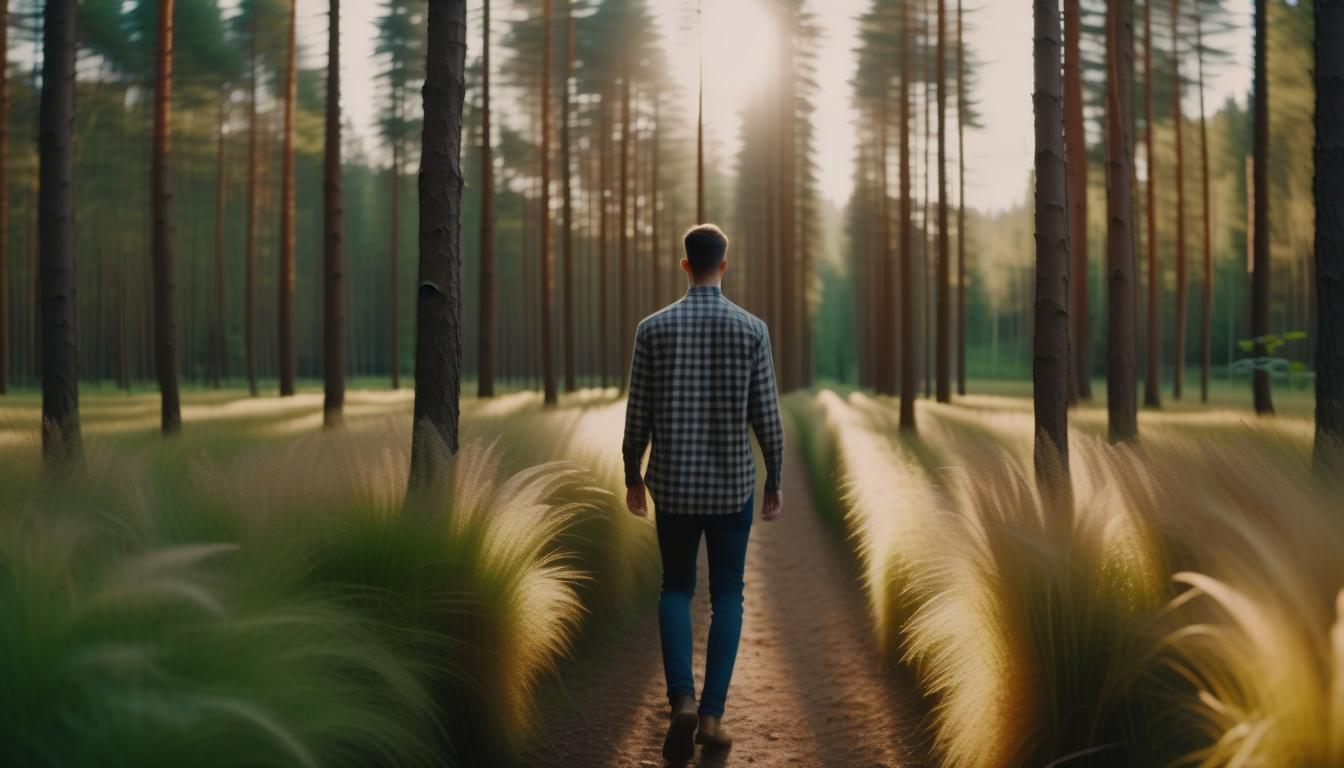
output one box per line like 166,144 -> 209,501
625,467 -> 644,488
764,473 -> 781,492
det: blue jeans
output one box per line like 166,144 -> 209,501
655,497 -> 753,718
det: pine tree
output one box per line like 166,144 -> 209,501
1251,0 -> 1272,414
39,0 -> 82,467
1315,0 -> 1343,470
408,0 -> 468,493
1106,0 -> 1138,442
152,0 -> 181,433
323,0 -> 346,425
1033,0 -> 1071,495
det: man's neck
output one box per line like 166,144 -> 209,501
688,280 -> 722,290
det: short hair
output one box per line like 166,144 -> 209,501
683,224 -> 729,275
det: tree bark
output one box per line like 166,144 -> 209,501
561,0 -> 575,392
1314,0 -> 1342,471
245,32 -> 259,396
0,0 -> 9,395
408,0 -> 467,494
879,88 -> 894,397
618,68 -> 631,391
540,0 -> 557,405
651,96 -> 661,309
278,0 -> 297,396
390,104 -> 402,389
598,96 -> 610,389
39,0 -> 80,466
323,0 -> 346,426
1171,0 -> 1187,399
956,0 -> 967,397
696,0 -> 704,222
152,0 -> 181,434
899,0 -> 916,430
935,0 -> 950,403
1143,0 -> 1160,408
478,0 -> 495,397
1034,0 -> 1072,499
1251,0 -> 1273,414
214,89 -> 228,388
1064,0 -> 1089,401
1106,0 -> 1138,442
1196,0 -> 1212,403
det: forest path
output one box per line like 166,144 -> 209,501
528,440 -> 928,768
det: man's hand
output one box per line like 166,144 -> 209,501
762,490 -> 782,521
626,483 -> 649,516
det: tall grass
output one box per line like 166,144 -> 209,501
791,390 -> 1342,767
0,390 -> 657,766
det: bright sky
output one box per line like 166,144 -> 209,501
297,0 -> 1255,215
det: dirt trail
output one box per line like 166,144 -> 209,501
529,442 -> 928,767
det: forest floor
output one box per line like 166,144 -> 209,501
527,441 -> 930,768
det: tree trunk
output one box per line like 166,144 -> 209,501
696,0 -> 704,223
408,0 -> 468,494
778,8 -> 795,392
956,0 -> 967,397
1251,0 -> 1273,414
1143,0 -> 1160,409
214,89 -> 228,388
1315,0 -> 1344,471
561,0 -> 575,393
899,0 -> 916,430
618,69 -> 631,391
39,0 -> 80,466
390,114 -> 401,389
278,0 -> 297,396
152,0 -> 181,434
246,35 -> 259,396
1034,0 -> 1072,499
478,0 -> 495,397
878,91 -> 894,397
1106,0 -> 1138,442
323,0 -> 346,426
922,0 -> 931,399
0,0 -> 9,395
935,0 -> 950,403
1196,1 -> 1212,403
645,94 -> 655,310
540,0 -> 557,405
1064,0 -> 1089,402
598,96 -> 610,389
1170,0 -> 1187,399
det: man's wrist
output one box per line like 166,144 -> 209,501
626,478 -> 644,489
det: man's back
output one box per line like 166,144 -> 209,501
622,285 -> 783,515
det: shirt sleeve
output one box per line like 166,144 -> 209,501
622,322 -> 654,487
747,323 -> 784,492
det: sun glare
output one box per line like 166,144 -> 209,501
662,0 -> 779,154
701,0 -> 778,104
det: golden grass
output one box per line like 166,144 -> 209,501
0,389 -> 657,766
791,390 -> 1341,767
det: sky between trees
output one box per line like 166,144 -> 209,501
289,0 -> 1254,213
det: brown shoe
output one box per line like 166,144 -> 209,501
662,695 -> 699,762
695,714 -> 733,749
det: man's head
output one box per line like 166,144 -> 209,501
682,224 -> 730,284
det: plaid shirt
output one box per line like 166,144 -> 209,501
622,285 -> 784,515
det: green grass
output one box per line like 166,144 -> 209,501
791,389 -> 1341,767
0,389 -> 658,767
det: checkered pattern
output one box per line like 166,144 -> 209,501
622,285 -> 784,515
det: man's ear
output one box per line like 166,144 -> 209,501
681,257 -> 692,275
719,258 -> 729,277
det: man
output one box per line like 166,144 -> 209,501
622,223 -> 784,762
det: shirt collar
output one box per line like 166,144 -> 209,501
685,285 -> 723,299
